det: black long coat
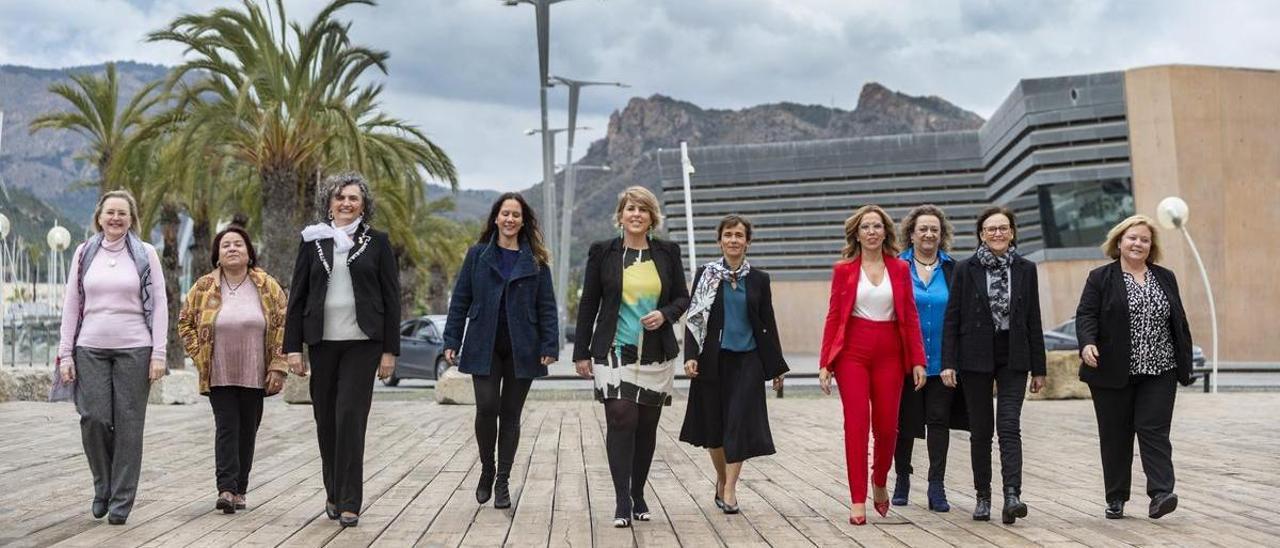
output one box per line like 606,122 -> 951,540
682,266 -> 789,381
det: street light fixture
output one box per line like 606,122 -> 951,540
502,0 -> 586,295
1156,196 -> 1219,393
47,224 -> 71,310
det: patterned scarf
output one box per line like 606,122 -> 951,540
975,243 -> 1014,329
686,258 -> 751,350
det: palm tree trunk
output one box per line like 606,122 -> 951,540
258,167 -> 305,291
426,262 -> 449,314
190,210 -> 211,278
160,202 -> 184,370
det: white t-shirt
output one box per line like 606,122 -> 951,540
853,266 -> 896,321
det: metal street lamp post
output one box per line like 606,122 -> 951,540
1156,196 -> 1219,393
547,76 -> 627,347
0,212 -> 9,367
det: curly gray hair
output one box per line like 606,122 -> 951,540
316,171 -> 376,225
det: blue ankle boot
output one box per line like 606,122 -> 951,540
927,480 -> 950,512
891,474 -> 910,506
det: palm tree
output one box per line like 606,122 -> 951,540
28,63 -> 164,194
148,0 -> 457,288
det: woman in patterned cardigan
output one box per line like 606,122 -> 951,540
178,226 -> 288,514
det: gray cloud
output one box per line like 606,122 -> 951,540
3,0 -> 1279,192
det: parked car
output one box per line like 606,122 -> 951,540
388,315 -> 449,386
1044,317 -> 1205,368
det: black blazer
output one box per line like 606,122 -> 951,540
1074,261 -> 1194,388
942,254 -> 1046,376
573,237 -> 690,363
283,224 -> 401,355
682,266 -> 789,381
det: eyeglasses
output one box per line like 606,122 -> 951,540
858,223 -> 885,233
982,225 -> 1012,235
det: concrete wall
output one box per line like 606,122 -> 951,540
772,279 -> 832,354
1036,256 -> 1111,329
1125,65 -> 1280,362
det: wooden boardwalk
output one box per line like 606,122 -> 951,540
1,390 -> 1278,547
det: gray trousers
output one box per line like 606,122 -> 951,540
73,346 -> 152,518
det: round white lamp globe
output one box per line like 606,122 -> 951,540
1156,196 -> 1189,230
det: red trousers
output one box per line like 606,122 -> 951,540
833,318 -> 904,504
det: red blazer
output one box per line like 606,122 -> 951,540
819,252 -> 927,373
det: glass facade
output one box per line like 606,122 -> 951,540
1038,178 -> 1135,248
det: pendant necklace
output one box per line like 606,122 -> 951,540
101,239 -> 126,268
224,273 -> 248,296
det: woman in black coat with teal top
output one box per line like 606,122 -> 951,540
679,215 -> 788,515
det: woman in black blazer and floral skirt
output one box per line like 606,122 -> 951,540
1076,214 -> 1194,521
574,186 -> 690,528
679,215 -> 788,515
940,206 -> 1046,525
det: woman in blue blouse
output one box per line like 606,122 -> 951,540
891,205 -> 968,512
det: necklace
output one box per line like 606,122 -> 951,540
223,271 -> 249,296
101,238 -> 126,268
914,256 -> 938,270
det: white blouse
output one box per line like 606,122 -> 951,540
853,267 -> 896,321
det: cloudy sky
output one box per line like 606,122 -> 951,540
2,0 -> 1279,192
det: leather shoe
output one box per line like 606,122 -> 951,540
1105,500 -> 1125,519
338,513 -> 359,528
1149,493 -> 1178,519
476,465 -> 495,504
107,515 -> 127,525
1002,490 -> 1028,525
493,477 -> 512,509
92,499 -> 108,519
972,492 -> 991,521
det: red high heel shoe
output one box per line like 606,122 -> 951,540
849,514 -> 867,526
873,486 -> 891,517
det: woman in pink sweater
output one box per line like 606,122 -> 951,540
56,189 -> 168,526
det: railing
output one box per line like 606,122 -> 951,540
2,312 -> 60,369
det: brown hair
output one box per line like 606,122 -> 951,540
211,226 -> 258,269
975,206 -> 1018,246
614,186 -> 664,232
899,204 -> 954,252
841,205 -> 898,259
477,192 -> 552,265
1101,214 -> 1162,264
91,189 -> 141,233
716,214 -> 753,242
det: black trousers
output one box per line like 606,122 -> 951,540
958,332 -> 1027,495
894,379 -> 957,482
1089,369 -> 1177,503
472,320 -> 532,476
309,340 -> 381,514
209,386 -> 266,495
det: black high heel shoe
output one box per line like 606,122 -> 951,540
633,497 -> 652,521
338,513 -> 359,528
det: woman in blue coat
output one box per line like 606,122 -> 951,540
443,193 -> 558,510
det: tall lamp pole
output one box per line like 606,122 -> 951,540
502,0 -> 584,282
1156,196 -> 1218,393
547,75 -> 627,347
0,213 -> 9,368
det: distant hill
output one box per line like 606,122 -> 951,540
524,82 -> 986,270
1,62 -> 172,230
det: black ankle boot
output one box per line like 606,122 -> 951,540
1002,487 -> 1028,524
493,464 -> 512,509
972,491 -> 991,521
476,464 -> 495,504
891,474 -> 910,506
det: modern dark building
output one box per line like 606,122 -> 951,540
657,66 -> 1280,363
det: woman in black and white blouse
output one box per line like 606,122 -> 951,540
1075,214 -> 1194,521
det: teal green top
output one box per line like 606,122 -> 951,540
720,277 -> 756,352
614,247 -> 661,356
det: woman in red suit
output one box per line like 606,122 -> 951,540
819,204 -> 926,525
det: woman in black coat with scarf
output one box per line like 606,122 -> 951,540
1076,214 -> 1194,521
679,215 -> 788,515
443,193 -> 558,510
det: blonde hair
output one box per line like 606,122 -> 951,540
1101,214 -> 1162,263
91,189 -> 141,234
841,204 -> 898,259
614,186 -> 664,232
899,204 -> 954,252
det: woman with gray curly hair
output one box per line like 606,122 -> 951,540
283,172 -> 401,528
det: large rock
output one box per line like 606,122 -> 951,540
283,374 -> 311,405
0,367 -> 55,402
148,369 -> 200,405
1027,351 -> 1091,400
434,367 -> 475,405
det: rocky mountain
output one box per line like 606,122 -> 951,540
527,83 -> 985,269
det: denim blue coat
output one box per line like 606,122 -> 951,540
443,237 -> 559,378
